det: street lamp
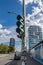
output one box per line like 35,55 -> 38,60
8,11 -> 18,15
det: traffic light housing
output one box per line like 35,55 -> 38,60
17,35 -> 22,38
16,15 -> 24,35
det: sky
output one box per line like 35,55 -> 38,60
0,0 -> 43,51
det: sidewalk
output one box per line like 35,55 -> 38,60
5,60 -> 22,65
0,54 -> 9,57
26,55 -> 43,65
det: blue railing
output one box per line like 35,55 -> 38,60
30,40 -> 43,64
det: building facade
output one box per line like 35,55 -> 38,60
28,25 -> 42,49
10,38 -> 15,47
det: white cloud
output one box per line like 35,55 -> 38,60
4,29 -> 11,34
19,0 -> 33,5
8,26 -> 20,41
0,24 -> 3,29
0,25 -> 21,43
25,0 -> 43,40
19,0 -> 43,6
34,0 -> 43,12
33,0 -> 41,4
39,2 -> 43,11
0,29 -> 4,34
0,34 -> 12,43
0,0 -> 43,44
32,7 -> 40,15
33,0 -> 43,12
19,0 -> 43,28
33,0 -> 43,8
0,28 -> 11,34
18,0 -> 43,44
0,24 -> 11,43
26,12 -> 43,28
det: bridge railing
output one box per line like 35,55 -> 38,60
30,40 -> 43,64
30,40 -> 43,50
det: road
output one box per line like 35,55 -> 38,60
0,54 -> 14,65
0,53 -> 43,65
0,53 -> 22,65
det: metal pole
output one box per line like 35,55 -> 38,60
22,0 -> 26,50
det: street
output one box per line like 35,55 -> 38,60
0,54 -> 14,65
0,53 -> 22,65
0,53 -> 43,65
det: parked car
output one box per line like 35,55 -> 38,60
14,51 -> 21,60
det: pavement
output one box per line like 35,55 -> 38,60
5,60 -> 22,65
26,55 -> 43,65
0,53 -> 43,65
0,53 -> 22,65
0,53 -> 14,65
0,54 -> 9,57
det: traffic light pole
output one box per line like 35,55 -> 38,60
22,0 -> 26,50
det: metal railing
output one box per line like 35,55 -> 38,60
30,40 -> 43,50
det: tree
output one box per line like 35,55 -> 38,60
8,46 -> 15,52
0,44 -> 9,53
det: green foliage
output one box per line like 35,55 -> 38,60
8,46 -> 15,52
0,44 -> 9,53
0,44 -> 15,53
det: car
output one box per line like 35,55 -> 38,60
14,51 -> 21,60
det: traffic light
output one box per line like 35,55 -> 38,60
16,15 -> 24,35
17,35 -> 22,38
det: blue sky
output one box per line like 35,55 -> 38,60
0,0 -> 43,51
0,0 -> 22,27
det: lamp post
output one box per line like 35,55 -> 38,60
8,11 -> 19,15
8,0 -> 26,51
21,0 -> 26,51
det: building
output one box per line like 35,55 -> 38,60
10,38 -> 15,47
28,25 -> 42,49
